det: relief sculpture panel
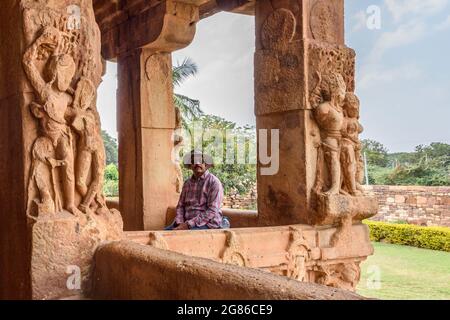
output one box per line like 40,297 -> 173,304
308,41 -> 378,225
21,0 -> 118,220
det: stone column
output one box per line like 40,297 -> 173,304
118,50 -> 180,230
0,0 -> 123,300
115,1 -> 199,230
0,0 -> 30,300
255,0 -> 377,226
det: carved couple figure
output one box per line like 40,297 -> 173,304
311,71 -> 364,197
24,26 -> 106,217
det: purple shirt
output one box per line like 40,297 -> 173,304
175,170 -> 224,229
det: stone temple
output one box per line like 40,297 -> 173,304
0,0 -> 378,300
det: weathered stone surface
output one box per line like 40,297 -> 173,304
366,185 -> 450,227
31,210 -> 122,300
92,241 -> 366,300
0,0 -> 125,299
255,0 -> 376,228
314,193 -> 378,225
117,30 -> 193,231
128,223 -> 373,291
1,0 -> 378,299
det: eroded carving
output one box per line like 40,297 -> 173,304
341,93 -> 364,196
71,77 -> 108,214
174,107 -> 184,194
310,71 -> 346,196
261,8 -> 296,51
221,231 -> 247,267
309,66 -> 365,199
316,262 -> 361,291
22,2 -> 114,218
23,27 -> 80,217
310,0 -> 339,43
286,227 -> 311,281
148,232 -> 169,250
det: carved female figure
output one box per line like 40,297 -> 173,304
23,26 -> 80,216
311,72 -> 347,195
341,93 -> 364,196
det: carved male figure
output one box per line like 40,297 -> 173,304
311,72 -> 347,195
23,26 -> 80,216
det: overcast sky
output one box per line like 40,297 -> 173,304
97,0 -> 450,153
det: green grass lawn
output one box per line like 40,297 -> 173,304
357,242 -> 450,300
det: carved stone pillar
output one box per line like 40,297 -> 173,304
118,50 -> 181,230
115,1 -> 199,230
255,0 -> 377,227
0,0 -> 123,299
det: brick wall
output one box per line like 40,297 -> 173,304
364,185 -> 450,227
223,186 -> 257,210
223,185 -> 450,227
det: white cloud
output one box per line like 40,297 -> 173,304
352,10 -> 368,32
385,0 -> 449,22
368,21 -> 426,61
358,63 -> 422,89
435,15 -> 450,30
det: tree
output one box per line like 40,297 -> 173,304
101,130 -> 118,166
415,142 -> 450,164
361,139 -> 389,167
173,58 -> 204,127
181,114 -> 257,195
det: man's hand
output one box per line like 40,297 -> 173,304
174,222 -> 189,230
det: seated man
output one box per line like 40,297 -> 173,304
166,150 -> 230,230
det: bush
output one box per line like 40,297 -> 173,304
104,163 -> 119,197
103,179 -> 119,197
364,220 -> 450,252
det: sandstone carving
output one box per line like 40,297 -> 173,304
174,107 -> 184,194
261,8 -> 296,51
309,67 -> 366,198
341,93 -> 364,196
19,0 -> 123,300
310,0 -> 339,43
286,227 -> 311,281
221,231 -> 247,267
22,2 -> 112,218
23,26 -> 80,217
310,71 -> 347,196
316,262 -> 361,291
148,232 -> 169,250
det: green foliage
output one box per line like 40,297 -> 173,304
364,140 -> 449,186
101,130 -> 118,166
383,160 -> 449,186
364,220 -> 450,252
362,139 -> 389,167
172,58 -> 203,126
104,163 -> 119,197
181,114 -> 257,195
